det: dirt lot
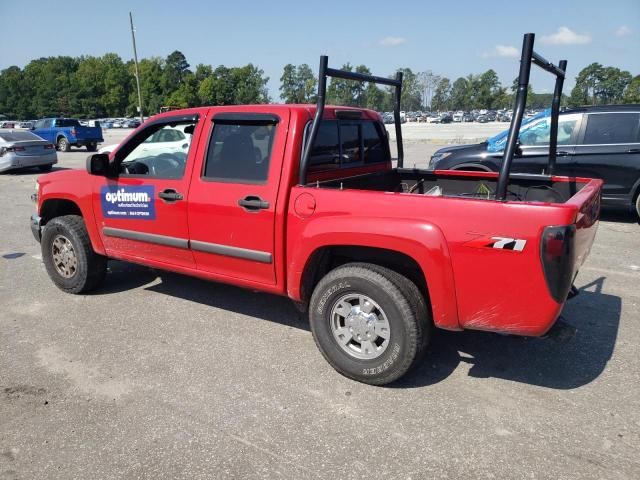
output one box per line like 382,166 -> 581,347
1,129 -> 639,479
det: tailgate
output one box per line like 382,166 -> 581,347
540,177 -> 602,303
566,177 -> 602,270
75,126 -> 103,141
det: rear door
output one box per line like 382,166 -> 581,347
511,113 -> 583,174
34,119 -> 54,143
187,110 -> 289,285
572,111 -> 640,203
92,113 -> 203,268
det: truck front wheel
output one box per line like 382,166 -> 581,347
41,215 -> 107,294
309,263 -> 430,385
56,137 -> 70,152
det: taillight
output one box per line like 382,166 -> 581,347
71,128 -> 77,137
540,225 -> 576,303
4,146 -> 26,153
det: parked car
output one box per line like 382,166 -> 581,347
98,124 -> 193,161
30,43 -> 602,385
430,104 -> 640,216
0,129 -> 57,172
462,113 -> 474,122
32,118 -> 104,152
453,111 -> 464,122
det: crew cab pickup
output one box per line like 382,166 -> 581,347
29,36 -> 603,385
32,118 -> 104,152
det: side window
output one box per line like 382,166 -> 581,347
203,122 -> 276,183
308,121 -> 339,172
583,113 -> 640,144
339,124 -> 361,164
362,121 -> 386,164
118,122 -> 196,178
34,120 -> 45,129
307,119 -> 388,172
519,117 -> 579,146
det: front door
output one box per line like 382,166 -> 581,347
187,111 -> 289,285
93,114 -> 203,268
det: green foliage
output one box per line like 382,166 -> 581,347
279,64 -> 317,104
568,63 -> 633,106
623,75 -> 640,104
1,51 -> 637,121
431,78 -> 451,111
0,51 -> 270,119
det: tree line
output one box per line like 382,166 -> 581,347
0,51 -> 269,119
1,51 -> 638,120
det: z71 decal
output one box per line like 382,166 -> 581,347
464,235 -> 527,252
100,185 -> 156,220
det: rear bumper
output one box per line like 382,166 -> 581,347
0,152 -> 57,172
74,138 -> 103,146
30,214 -> 42,243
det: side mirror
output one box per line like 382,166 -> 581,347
86,153 -> 110,176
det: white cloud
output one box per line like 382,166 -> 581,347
615,25 -> 632,37
481,44 -> 520,58
540,27 -> 591,45
378,36 -> 406,47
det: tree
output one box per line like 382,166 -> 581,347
450,77 -> 469,110
162,50 -> 190,94
568,63 -> 631,106
431,78 -> 451,111
279,64 -> 317,103
477,69 -> 501,109
327,63 -> 356,106
397,68 -> 423,111
623,75 -> 640,103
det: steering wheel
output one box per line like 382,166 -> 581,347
150,153 -> 184,177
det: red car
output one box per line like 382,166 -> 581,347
30,35 -> 602,385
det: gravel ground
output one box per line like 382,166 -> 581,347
1,128 -> 639,479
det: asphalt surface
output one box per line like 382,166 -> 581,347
1,130 -> 639,479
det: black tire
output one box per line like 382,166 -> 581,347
56,137 -> 70,152
38,164 -> 53,172
41,215 -> 107,294
309,263 -> 430,385
635,193 -> 640,220
86,143 -> 97,152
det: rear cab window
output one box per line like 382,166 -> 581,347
583,113 -> 640,144
307,119 -> 389,173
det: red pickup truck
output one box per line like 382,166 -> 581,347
30,35 -> 602,385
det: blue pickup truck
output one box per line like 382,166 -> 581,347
32,118 -> 103,152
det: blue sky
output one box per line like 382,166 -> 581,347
1,0 -> 638,99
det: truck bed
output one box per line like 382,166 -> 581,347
290,168 -> 602,337
314,168 -> 589,204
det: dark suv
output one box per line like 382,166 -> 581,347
430,105 -> 640,216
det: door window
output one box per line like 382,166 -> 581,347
583,113 -> 640,144
117,122 -> 196,178
203,122 -> 276,183
519,116 -> 580,146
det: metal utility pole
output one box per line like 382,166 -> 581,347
129,12 -> 144,123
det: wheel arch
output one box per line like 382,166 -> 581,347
289,224 -> 460,331
39,196 -> 106,255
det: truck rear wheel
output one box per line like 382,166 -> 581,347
635,193 -> 640,220
41,215 -> 107,294
56,137 -> 70,152
309,263 -> 430,385
86,142 -> 97,152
